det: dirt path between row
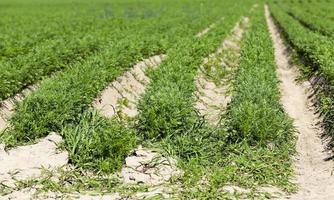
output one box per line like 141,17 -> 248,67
265,5 -> 334,200
194,17 -> 249,125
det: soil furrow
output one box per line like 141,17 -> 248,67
194,17 -> 249,125
93,55 -> 166,118
265,5 -> 334,200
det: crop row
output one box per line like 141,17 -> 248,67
269,2 -> 334,147
272,0 -> 334,21
220,6 -> 295,189
0,0 -> 223,101
274,1 -> 334,37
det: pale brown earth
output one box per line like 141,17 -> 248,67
0,137 -> 179,199
120,146 -> 181,199
0,132 -> 67,188
121,146 -> 181,185
265,5 -> 334,200
93,55 -> 166,119
1,189 -> 122,200
0,85 -> 37,131
194,17 -> 249,125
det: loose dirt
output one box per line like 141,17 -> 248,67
265,5 -> 334,200
194,17 -> 249,125
121,146 -> 181,185
0,132 -> 68,188
93,55 -> 166,119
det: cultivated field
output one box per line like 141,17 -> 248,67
0,0 -> 333,199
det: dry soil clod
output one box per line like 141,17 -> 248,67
0,132 -> 68,188
121,146 -> 181,186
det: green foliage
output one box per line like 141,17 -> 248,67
225,22 -> 295,146
2,33 -> 163,146
0,0 -> 309,197
62,110 -> 136,173
136,2 -> 251,141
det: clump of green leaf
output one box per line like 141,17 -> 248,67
62,110 -> 136,173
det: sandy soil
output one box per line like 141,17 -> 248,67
265,5 -> 334,200
121,146 -> 180,185
194,17 -> 249,125
0,85 -> 37,131
0,144 -> 179,200
0,132 -> 68,188
93,55 -> 166,119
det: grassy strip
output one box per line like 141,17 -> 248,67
268,3 -> 334,82
0,34 -> 99,100
269,3 -> 334,147
1,33 -> 163,172
223,6 -> 295,186
58,1 -> 252,173
62,110 -> 136,173
275,0 -> 334,21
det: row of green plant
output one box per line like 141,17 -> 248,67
179,7 -> 296,198
0,18 -> 155,101
0,0 -> 222,101
269,2 -> 334,148
133,5 -> 256,182
0,0 -> 227,61
274,1 -> 334,37
1,0 -> 235,173
272,0 -> 334,21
